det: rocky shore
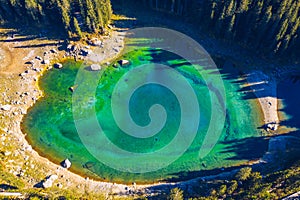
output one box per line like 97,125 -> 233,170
0,27 -> 149,197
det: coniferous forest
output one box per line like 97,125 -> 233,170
1,0 -> 300,199
0,0 -> 299,61
143,0 -> 300,62
0,0 -> 112,39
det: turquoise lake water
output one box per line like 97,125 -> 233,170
22,42 -> 263,184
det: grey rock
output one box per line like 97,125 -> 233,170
50,49 -> 57,54
266,123 -> 279,131
42,175 -> 58,188
61,158 -> 71,169
118,60 -> 130,67
54,63 -> 63,69
1,105 -> 12,111
35,56 -> 42,60
42,60 -> 50,65
80,49 -> 91,56
88,38 -> 102,46
67,44 -> 73,52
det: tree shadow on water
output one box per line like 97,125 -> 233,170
220,136 -> 269,161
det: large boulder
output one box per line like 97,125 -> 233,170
42,175 -> 58,188
90,64 -> 102,71
266,123 -> 279,131
61,158 -> 71,169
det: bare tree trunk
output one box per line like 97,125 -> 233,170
171,0 -> 175,13
164,0 -> 167,10
177,0 -> 181,14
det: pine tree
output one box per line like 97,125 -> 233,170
226,0 -> 235,16
73,17 -> 82,39
0,0 -> 112,38
228,14 -> 236,34
210,1 -> 217,20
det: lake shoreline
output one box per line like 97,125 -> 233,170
0,27 -> 151,195
0,14 -> 297,197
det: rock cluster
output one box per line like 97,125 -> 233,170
266,122 -> 279,132
87,38 -> 103,47
66,44 -> 91,60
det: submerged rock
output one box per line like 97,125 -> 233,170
61,158 -> 72,169
118,59 -> 130,67
90,64 -> 102,71
42,175 -> 58,188
69,85 -> 78,93
83,161 -> 96,169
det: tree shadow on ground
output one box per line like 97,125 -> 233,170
0,22 -> 67,50
220,136 -> 269,161
0,184 -> 18,191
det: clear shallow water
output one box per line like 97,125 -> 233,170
22,45 -> 263,184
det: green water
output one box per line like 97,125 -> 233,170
22,45 -> 262,184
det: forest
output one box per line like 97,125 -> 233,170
143,0 -> 300,62
0,0 -> 299,61
0,0 -> 112,39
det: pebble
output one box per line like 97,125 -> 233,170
1,105 -> 12,111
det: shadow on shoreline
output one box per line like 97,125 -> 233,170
0,23 -> 66,49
